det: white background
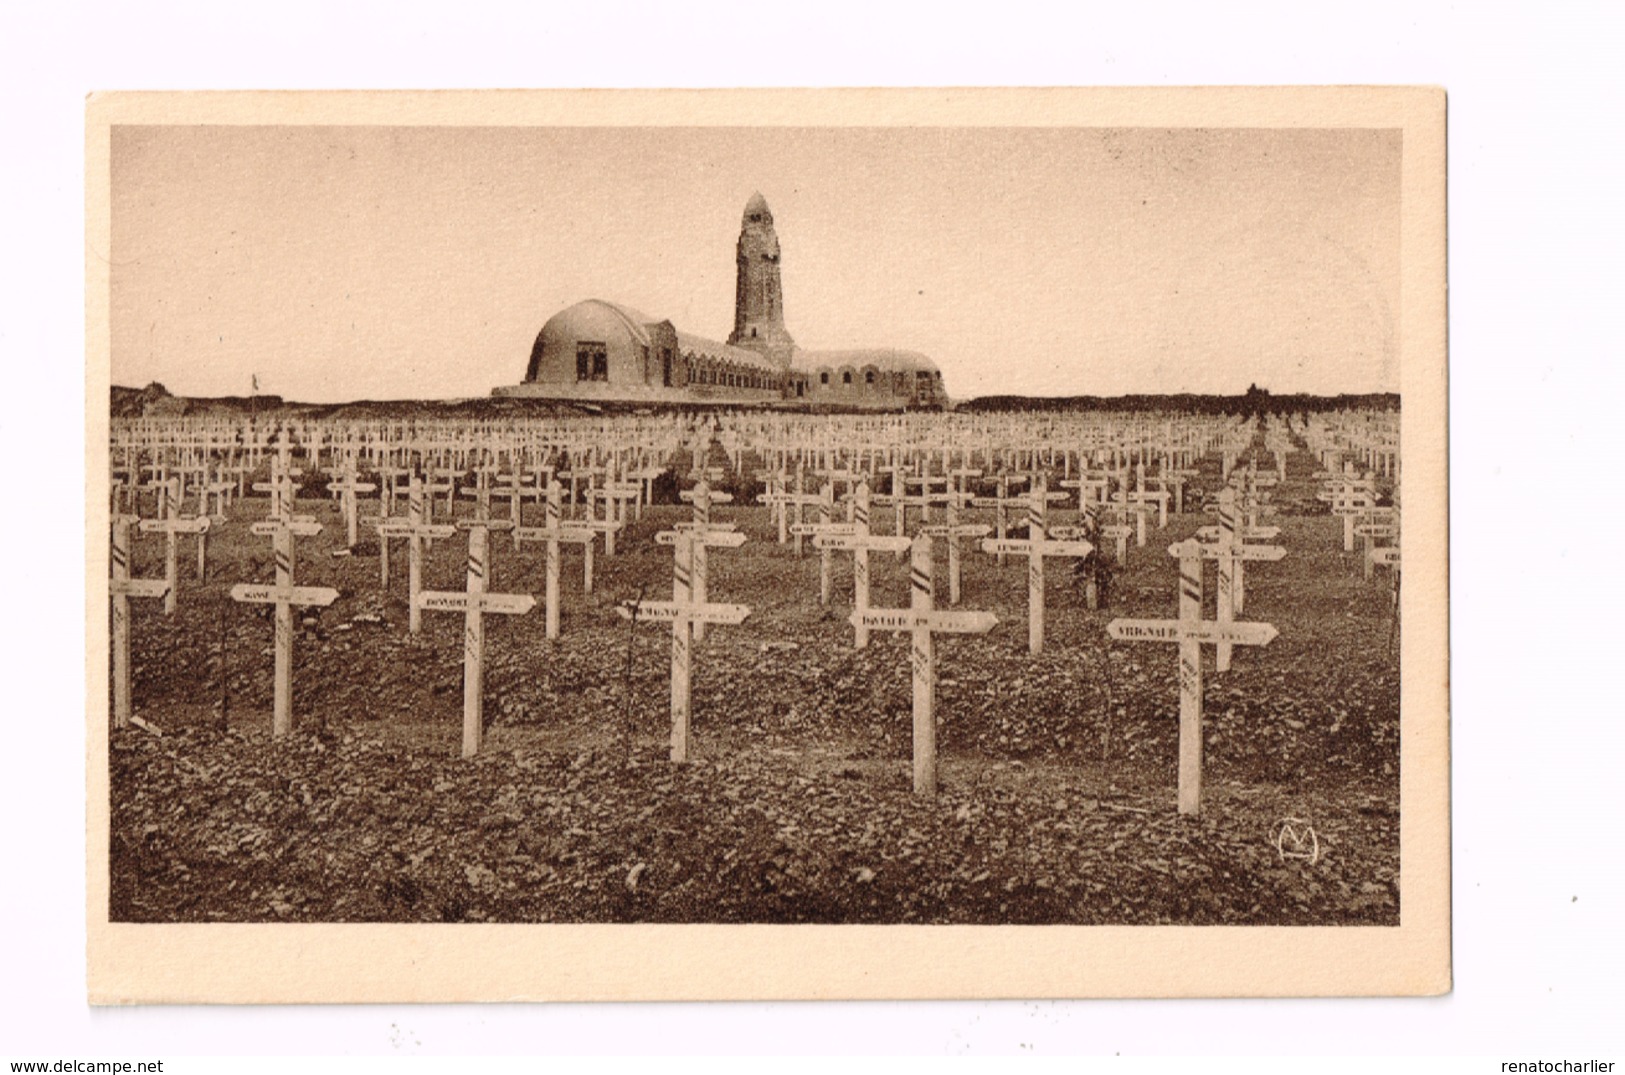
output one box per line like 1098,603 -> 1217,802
4,0 -> 1621,1059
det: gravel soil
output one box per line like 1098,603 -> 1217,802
108,448 -> 1400,925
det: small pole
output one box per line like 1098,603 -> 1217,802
818,484 -> 834,606
1217,490 -> 1237,673
163,478 -> 181,615
582,528 -> 595,594
1028,477 -> 1048,655
670,533 -> 693,763
910,535 -> 937,797
408,473 -> 424,634
622,583 -> 646,765
462,526 -> 488,759
854,482 -> 872,649
111,520 -> 133,728
545,481 -> 562,639
272,524 -> 294,738
1177,546 -> 1204,816
693,482 -> 710,642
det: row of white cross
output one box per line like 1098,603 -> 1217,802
111,488 -> 1292,820
110,422 -> 1412,817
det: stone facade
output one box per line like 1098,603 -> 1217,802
496,194 -> 947,409
728,191 -> 797,366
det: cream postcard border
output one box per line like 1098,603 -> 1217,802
84,86 -> 1448,1002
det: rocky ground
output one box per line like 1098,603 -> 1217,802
108,447 -> 1401,925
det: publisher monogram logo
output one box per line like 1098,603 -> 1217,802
1276,818 -> 1320,864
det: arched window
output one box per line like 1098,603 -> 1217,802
820,371 -> 829,385
842,370 -> 852,385
577,342 -> 608,382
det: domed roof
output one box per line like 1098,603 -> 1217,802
674,330 -> 782,371
538,299 -> 661,347
743,191 -> 772,222
790,348 -> 941,375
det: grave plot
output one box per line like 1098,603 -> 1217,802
107,411 -> 1401,927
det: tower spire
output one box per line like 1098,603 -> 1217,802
729,192 -> 795,362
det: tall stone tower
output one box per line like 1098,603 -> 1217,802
729,192 -> 796,364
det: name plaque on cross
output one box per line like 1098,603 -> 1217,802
415,592 -> 537,615
375,521 -> 457,539
655,530 -> 747,548
1107,619 -> 1278,646
1196,524 -> 1282,542
251,519 -> 323,537
230,584 -> 342,607
851,609 -> 998,633
616,601 -> 752,626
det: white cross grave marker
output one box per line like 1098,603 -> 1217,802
789,485 -> 851,606
1107,489 -> 1157,547
138,477 -> 210,615
754,469 -> 791,544
757,470 -> 823,554
252,459 -> 313,527
811,481 -> 913,647
850,534 -> 998,796
495,471 -> 542,546
918,493 -> 991,606
620,528 -> 752,763
1196,489 -> 1286,669
511,480 -> 595,639
978,477 -> 1094,654
971,473 -> 1055,564
679,478 -> 736,639
109,515 -> 172,728
1099,522 -> 1134,564
325,457 -> 376,549
1107,540 -> 1279,814
1353,509 -> 1399,579
231,518 -> 339,737
414,523 -> 537,757
1326,488 -> 1378,553
374,473 -> 457,633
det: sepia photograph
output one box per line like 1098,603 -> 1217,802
85,88 -> 1448,1002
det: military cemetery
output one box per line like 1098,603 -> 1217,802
99,125 -> 1414,934
104,403 -> 1402,927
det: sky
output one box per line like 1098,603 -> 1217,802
109,124 -> 1401,402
